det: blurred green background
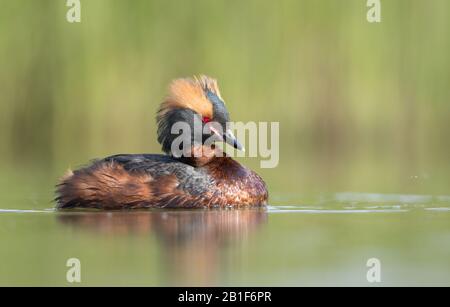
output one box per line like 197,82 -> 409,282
0,0 -> 449,202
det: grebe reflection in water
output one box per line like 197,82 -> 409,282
57,209 -> 267,285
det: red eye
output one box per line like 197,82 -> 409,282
202,117 -> 211,123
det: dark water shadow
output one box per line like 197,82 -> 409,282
56,209 -> 268,285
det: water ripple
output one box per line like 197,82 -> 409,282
0,192 -> 449,214
0,209 -> 54,214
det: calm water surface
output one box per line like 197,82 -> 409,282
0,190 -> 449,286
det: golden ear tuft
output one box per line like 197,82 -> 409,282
194,75 -> 223,101
158,75 -> 222,119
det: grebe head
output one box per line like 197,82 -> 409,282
157,75 -> 243,159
